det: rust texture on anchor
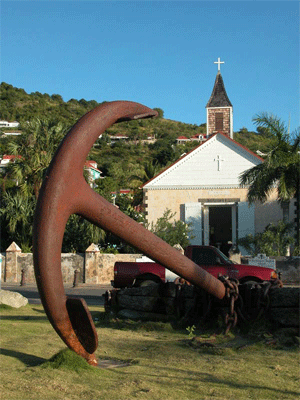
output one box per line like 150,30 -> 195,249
33,101 -> 226,366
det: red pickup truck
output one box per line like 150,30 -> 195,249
112,245 -> 279,288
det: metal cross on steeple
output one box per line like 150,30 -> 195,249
214,57 -> 224,72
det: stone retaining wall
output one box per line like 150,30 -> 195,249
1,242 -> 142,285
1,242 -> 299,285
109,284 -> 300,329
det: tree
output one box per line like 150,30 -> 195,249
128,160 -> 162,206
0,190 -> 36,251
148,209 -> 193,248
129,160 -> 161,186
153,108 -> 164,118
62,215 -> 105,253
149,137 -> 177,166
238,221 -> 295,257
240,113 -> 300,250
0,119 -> 69,251
6,118 -> 69,198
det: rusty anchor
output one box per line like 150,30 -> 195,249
33,101 -> 226,366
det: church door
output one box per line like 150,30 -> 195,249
208,205 -> 232,255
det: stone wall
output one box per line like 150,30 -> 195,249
207,107 -> 231,136
1,242 -> 142,285
109,284 -> 300,329
1,242 -> 299,285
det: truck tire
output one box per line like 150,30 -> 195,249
133,275 -> 161,287
137,279 -> 159,287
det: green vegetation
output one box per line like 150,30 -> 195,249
0,303 -> 299,400
238,221 -> 295,256
0,83 -> 203,253
240,113 -> 300,251
41,349 -> 96,373
0,82 -> 100,125
240,113 -> 300,203
147,209 -> 194,248
1,83 -> 299,254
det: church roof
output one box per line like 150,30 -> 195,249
142,133 -> 263,189
206,72 -> 232,108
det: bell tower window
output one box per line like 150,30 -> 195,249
215,112 -> 223,131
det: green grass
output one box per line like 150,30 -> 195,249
0,304 -> 299,400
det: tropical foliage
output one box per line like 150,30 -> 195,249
147,209 -> 193,248
0,82 -> 99,125
6,119 -> 69,198
240,113 -> 300,203
0,191 -> 35,252
238,221 -> 295,257
1,84 -> 298,254
240,113 -> 300,249
0,119 -> 70,251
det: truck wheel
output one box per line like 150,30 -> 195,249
136,279 -> 159,287
244,280 -> 259,286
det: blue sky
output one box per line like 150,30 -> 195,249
1,1 -> 299,133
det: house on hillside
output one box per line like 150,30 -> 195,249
109,134 -> 129,143
1,130 -> 22,137
191,134 -> 206,142
0,155 -> 22,167
142,59 -> 295,255
176,136 -> 190,145
0,120 -> 20,128
176,134 -> 206,145
84,160 -> 103,187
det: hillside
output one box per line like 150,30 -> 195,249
1,82 -> 276,149
0,82 -> 206,139
0,82 -> 287,253
0,82 -> 277,175
0,82 -> 101,125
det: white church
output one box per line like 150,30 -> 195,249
143,59 -> 294,255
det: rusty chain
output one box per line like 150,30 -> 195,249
218,275 -> 239,334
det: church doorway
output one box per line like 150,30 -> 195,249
208,206 -> 232,255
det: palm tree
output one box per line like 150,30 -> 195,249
0,190 -> 35,251
240,113 -> 300,249
6,118 -> 69,199
1,119 -> 69,250
129,160 -> 162,186
128,160 -> 162,207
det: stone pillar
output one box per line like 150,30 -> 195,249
84,243 -> 100,284
5,242 -> 21,283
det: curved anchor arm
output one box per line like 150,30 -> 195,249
33,101 -> 225,366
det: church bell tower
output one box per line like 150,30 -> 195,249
206,58 -> 233,138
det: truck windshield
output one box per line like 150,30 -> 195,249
214,248 -> 234,265
191,247 -> 234,265
191,247 -> 233,265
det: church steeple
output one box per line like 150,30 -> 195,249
206,58 -> 233,138
206,72 -> 232,108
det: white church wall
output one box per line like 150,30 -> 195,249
255,202 -> 283,234
144,187 -> 249,226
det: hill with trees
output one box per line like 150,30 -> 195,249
1,82 -> 291,253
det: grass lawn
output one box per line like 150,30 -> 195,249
0,303 -> 299,400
